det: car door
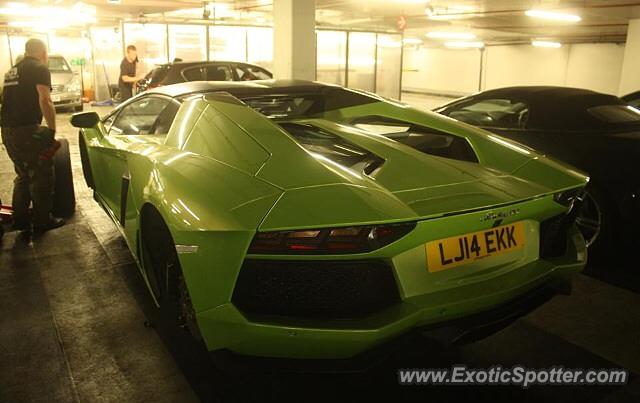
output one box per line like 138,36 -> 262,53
94,95 -> 175,222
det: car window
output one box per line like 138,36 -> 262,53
48,57 -> 71,72
204,65 -> 233,81
182,67 -> 204,81
109,97 -> 170,135
236,64 -> 272,81
153,101 -> 180,134
445,98 -> 530,129
149,66 -> 170,85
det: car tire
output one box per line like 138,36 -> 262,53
52,138 -> 76,218
580,184 -> 617,270
140,209 -> 202,341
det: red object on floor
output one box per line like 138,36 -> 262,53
0,204 -> 13,224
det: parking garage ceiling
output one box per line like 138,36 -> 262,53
1,0 -> 639,44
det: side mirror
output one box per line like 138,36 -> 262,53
70,111 -> 100,128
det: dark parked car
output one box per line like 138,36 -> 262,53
435,86 -> 640,259
622,90 -> 640,109
136,60 -> 272,93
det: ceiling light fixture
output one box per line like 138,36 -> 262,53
426,31 -> 476,39
444,41 -> 484,49
532,40 -> 562,48
525,9 -> 581,22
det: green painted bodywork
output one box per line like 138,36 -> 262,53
77,83 -> 587,359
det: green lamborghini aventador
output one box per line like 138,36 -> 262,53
71,80 -> 588,360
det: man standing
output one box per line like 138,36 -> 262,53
118,45 -> 140,101
0,38 -> 64,232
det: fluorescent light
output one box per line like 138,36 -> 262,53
427,4 -> 475,19
532,40 -> 562,48
403,37 -> 423,45
444,41 -> 484,48
426,31 -> 476,39
525,9 -> 581,22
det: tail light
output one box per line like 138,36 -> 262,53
248,222 -> 416,255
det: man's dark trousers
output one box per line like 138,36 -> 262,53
119,83 -> 133,101
1,125 -> 54,228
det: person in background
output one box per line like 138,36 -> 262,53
0,38 -> 64,233
118,44 -> 142,101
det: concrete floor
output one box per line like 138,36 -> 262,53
1,107 -> 639,403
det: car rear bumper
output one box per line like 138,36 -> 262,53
196,225 -> 585,360
209,274 -> 569,372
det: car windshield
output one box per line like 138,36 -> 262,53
446,98 -> 529,129
587,104 -> 640,124
48,57 -> 71,72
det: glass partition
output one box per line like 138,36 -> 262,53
168,25 -> 207,62
316,30 -> 347,86
347,32 -> 376,92
91,26 -> 123,100
0,33 -> 12,77
209,26 -> 247,62
247,27 -> 273,71
49,34 -> 94,91
124,23 -> 168,75
376,34 -> 402,99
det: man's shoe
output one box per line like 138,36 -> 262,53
33,217 -> 65,233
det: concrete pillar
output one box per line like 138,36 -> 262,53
619,19 -> 640,96
273,0 -> 316,80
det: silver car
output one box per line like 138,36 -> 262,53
49,55 -> 83,112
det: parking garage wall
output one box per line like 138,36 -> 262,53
402,42 -> 626,108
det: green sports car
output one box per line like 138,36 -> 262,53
71,80 -> 588,360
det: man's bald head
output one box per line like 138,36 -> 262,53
25,38 -> 48,63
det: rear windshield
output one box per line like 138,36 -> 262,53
238,88 -> 379,118
149,66 -> 170,84
349,116 -> 478,163
278,122 -> 384,174
48,57 -> 71,72
243,96 -> 316,118
587,105 -> 640,124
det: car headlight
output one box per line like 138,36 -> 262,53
66,77 -> 82,93
248,222 -> 416,254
